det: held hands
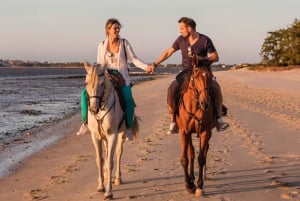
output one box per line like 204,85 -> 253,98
146,64 -> 156,74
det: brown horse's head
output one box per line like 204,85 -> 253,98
190,67 -> 212,112
84,61 -> 105,114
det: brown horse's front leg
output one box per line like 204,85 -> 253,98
180,131 -> 196,194
196,130 -> 211,196
197,151 -> 205,190
203,141 -> 210,180
188,137 -> 195,181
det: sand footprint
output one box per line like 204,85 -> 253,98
24,189 -> 48,201
49,175 -> 70,185
124,164 -> 138,174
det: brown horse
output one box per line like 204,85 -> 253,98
176,63 -> 216,197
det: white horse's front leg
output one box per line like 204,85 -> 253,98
104,134 -> 118,199
114,132 -> 125,186
91,133 -> 104,192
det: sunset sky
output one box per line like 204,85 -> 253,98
1,0 -> 299,65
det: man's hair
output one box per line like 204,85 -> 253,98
178,17 -> 196,30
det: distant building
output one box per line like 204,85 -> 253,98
8,60 -> 25,66
0,61 -> 10,67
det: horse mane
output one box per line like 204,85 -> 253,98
101,70 -> 113,103
179,69 -> 193,94
86,65 -> 99,91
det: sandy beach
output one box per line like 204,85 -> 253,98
0,68 -> 299,201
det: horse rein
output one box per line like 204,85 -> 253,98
189,77 -> 209,101
181,68 -> 212,133
190,69 -> 211,111
87,70 -> 120,134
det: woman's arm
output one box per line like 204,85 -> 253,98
123,39 -> 148,70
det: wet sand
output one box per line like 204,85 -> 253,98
0,68 -> 299,201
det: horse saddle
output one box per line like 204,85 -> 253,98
106,69 -> 126,111
106,69 -> 137,112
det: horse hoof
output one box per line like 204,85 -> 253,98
195,188 -> 203,197
185,183 -> 196,194
114,178 -> 122,186
97,187 -> 105,193
104,194 -> 113,200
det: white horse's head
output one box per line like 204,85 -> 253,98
84,61 -> 105,114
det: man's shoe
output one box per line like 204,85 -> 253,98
222,105 -> 228,116
76,123 -> 90,135
216,119 -> 229,132
167,122 -> 179,135
125,128 -> 133,141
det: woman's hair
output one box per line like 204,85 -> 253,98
105,18 -> 122,35
178,17 -> 196,30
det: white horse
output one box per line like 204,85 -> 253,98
84,61 -> 136,200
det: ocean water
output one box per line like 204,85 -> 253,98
0,72 -> 84,143
0,68 -> 86,178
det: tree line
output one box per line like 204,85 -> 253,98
260,19 -> 300,66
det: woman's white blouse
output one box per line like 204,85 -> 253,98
97,38 -> 147,86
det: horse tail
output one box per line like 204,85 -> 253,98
132,115 -> 140,138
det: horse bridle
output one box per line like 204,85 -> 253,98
181,68 -> 212,133
86,70 -> 122,133
87,72 -> 105,102
189,69 -> 211,111
86,70 -> 117,116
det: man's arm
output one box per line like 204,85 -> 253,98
149,47 -> 176,73
194,51 -> 219,67
208,51 -> 219,63
154,47 -> 176,66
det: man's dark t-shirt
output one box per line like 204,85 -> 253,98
172,33 -> 216,70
